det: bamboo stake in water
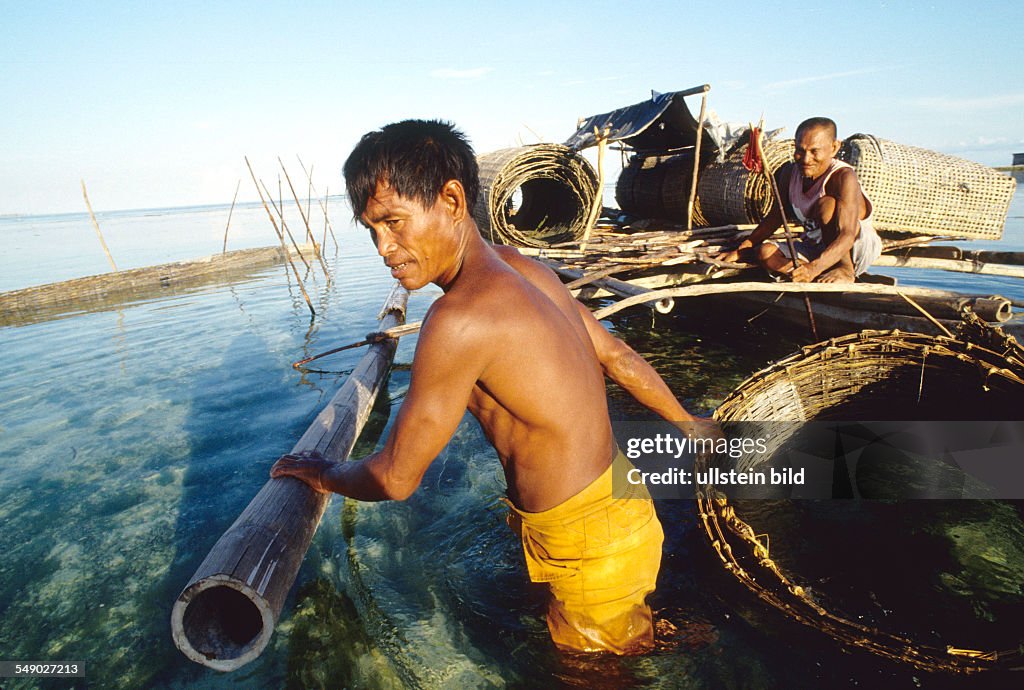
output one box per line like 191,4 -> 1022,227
260,179 -> 311,271
278,176 -> 285,233
280,157 -> 329,275
297,155 -> 339,250
322,185 -> 330,253
306,164 -> 313,226
81,179 -> 118,272
222,179 -> 241,254
244,156 -> 316,317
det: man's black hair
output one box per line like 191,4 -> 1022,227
795,116 -> 838,141
343,119 -> 480,218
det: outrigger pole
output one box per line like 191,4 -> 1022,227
171,283 -> 408,671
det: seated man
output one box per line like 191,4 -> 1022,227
271,120 -> 700,654
718,117 -> 882,283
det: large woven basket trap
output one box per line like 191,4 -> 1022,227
700,317 -> 1024,674
615,153 -> 698,223
473,144 -> 598,248
840,135 -> 1016,240
695,137 -> 794,226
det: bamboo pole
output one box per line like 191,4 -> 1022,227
298,155 -> 340,250
687,85 -> 710,231
292,321 -> 423,369
754,123 -> 818,340
222,179 -> 241,254
245,157 -> 316,317
280,157 -> 329,275
589,280 -> 986,320
171,283 -> 409,671
80,180 -> 118,272
278,277 -> 1009,370
727,291 -> 972,338
549,264 -> 675,314
580,126 -> 609,251
259,179 -> 311,271
322,185 -> 330,254
306,164 -> 313,225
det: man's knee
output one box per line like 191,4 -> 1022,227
756,242 -> 778,262
757,242 -> 794,273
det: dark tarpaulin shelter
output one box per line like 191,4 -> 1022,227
564,85 -> 720,160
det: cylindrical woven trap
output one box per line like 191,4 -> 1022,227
700,319 -> 1024,674
473,144 -> 598,248
615,153 -> 697,223
695,137 -> 794,226
839,135 -> 1017,240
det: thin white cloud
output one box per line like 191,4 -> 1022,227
762,66 -> 895,91
905,93 -> 1024,111
429,67 -> 493,80
563,75 -> 624,86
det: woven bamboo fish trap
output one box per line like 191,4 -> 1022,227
699,315 -> 1024,674
615,153 -> 698,223
839,135 -> 1017,240
473,144 -> 598,248
695,137 -> 794,226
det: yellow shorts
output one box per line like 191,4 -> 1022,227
506,450 -> 664,654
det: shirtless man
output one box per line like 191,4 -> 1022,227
270,120 -> 697,654
718,117 -> 881,283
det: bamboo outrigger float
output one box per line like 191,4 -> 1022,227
171,283 -> 408,671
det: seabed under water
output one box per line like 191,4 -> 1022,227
1,191 -> 1023,688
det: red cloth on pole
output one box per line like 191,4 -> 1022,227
742,127 -> 763,173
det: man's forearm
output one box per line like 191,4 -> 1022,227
740,215 -> 779,250
319,453 -> 416,501
606,348 -> 695,421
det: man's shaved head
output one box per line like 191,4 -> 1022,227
795,117 -> 838,142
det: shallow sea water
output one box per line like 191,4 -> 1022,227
0,181 -> 1022,688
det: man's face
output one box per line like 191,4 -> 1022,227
793,126 -> 840,180
361,181 -> 458,291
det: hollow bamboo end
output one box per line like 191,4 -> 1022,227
654,297 -> 675,314
171,575 -> 274,672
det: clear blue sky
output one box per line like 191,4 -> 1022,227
2,0 -> 1022,215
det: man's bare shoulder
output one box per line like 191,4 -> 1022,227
421,291 -> 483,339
491,245 -> 549,279
826,164 -> 864,193
490,245 -> 578,305
424,260 -> 532,332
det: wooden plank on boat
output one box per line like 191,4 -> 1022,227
874,254 -> 1024,279
170,283 -> 409,672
